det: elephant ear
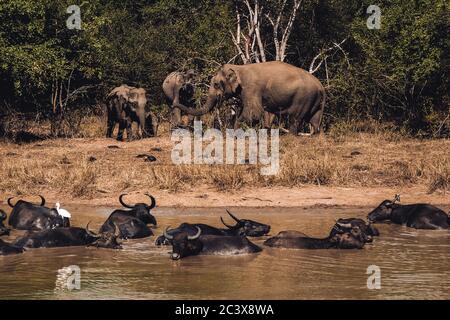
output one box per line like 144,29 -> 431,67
225,68 -> 240,93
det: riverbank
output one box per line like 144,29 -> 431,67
0,133 -> 448,208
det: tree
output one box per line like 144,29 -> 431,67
231,0 -> 302,64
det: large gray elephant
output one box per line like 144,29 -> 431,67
173,61 -> 326,134
106,85 -> 156,141
162,70 -> 196,129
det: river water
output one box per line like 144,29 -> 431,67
0,205 -> 449,300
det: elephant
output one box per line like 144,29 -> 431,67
173,61 -> 326,134
106,85 -> 156,141
162,70 -> 196,129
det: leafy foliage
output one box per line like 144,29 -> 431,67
0,0 -> 448,136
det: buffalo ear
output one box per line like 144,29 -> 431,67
49,209 -> 59,217
225,68 -> 240,93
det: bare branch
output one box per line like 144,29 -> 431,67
309,38 -> 348,73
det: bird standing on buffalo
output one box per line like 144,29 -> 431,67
7,195 -> 69,231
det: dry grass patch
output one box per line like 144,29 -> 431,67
0,130 -> 448,200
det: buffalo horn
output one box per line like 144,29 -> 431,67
113,222 -> 122,238
187,226 -> 202,240
38,195 -> 46,206
112,222 -> 122,243
164,226 -> 174,240
119,194 -> 134,208
226,209 -> 241,223
220,216 -> 234,229
145,193 -> 156,209
85,222 -> 100,238
336,222 -> 352,228
7,197 -> 15,208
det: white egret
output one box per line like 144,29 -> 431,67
55,202 -> 71,219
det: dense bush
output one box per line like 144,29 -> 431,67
0,0 -> 448,137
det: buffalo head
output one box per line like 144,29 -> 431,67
86,222 -> 122,249
220,210 -> 270,237
330,225 -> 366,249
0,210 -> 11,236
48,208 -> 68,229
119,193 -> 157,226
368,194 -> 401,223
164,226 -> 202,260
332,218 -> 379,243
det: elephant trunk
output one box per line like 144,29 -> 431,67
174,94 -> 218,116
139,112 -> 148,137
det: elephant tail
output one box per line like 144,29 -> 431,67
318,89 -> 326,124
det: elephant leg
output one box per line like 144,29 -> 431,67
126,120 -> 133,142
151,114 -> 158,137
240,92 -> 264,127
171,107 -> 182,129
263,112 -> 275,129
187,114 -> 195,128
146,112 -> 158,137
289,116 -> 299,135
106,118 -> 115,138
117,119 -> 126,141
309,106 -> 323,134
138,112 -> 147,138
309,109 -> 323,135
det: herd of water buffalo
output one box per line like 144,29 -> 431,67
0,194 -> 449,260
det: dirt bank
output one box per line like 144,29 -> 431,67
2,185 -> 446,209
0,134 -> 448,208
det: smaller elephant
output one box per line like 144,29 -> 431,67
106,85 -> 153,141
162,70 -> 196,129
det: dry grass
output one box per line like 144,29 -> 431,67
0,119 -> 448,201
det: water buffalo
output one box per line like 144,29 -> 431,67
7,196 -> 70,231
164,226 -> 262,260
155,210 -> 271,245
0,210 -> 11,236
13,223 -> 122,249
367,195 -> 450,229
0,239 -> 24,256
332,218 -> 380,243
264,225 -> 367,249
99,194 -> 157,239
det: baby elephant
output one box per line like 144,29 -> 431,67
368,195 -> 449,229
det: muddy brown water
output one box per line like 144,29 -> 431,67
0,205 -> 449,300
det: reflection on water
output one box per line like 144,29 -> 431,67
0,205 -> 449,300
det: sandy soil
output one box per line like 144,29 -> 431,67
1,185 -> 448,209
0,135 -> 448,209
